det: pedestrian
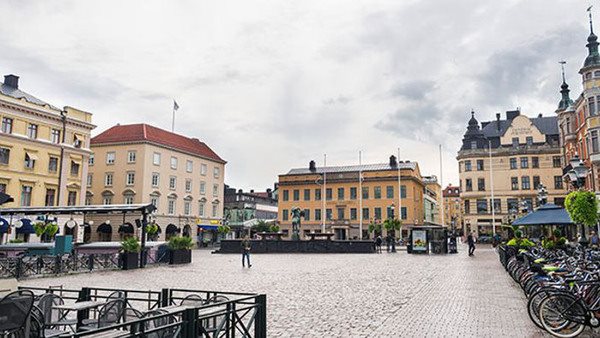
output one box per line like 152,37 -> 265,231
590,231 -> 599,248
467,232 -> 476,256
376,235 -> 383,253
241,235 -> 252,268
385,235 -> 391,252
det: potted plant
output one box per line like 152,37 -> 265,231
146,222 -> 159,241
34,221 -> 59,243
120,237 -> 140,270
168,236 -> 193,264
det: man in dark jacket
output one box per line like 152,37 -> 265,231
467,232 -> 476,256
241,235 -> 252,267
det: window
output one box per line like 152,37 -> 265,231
315,189 -> 321,201
213,184 -> 219,197
464,160 -> 472,171
185,179 -> 192,192
106,152 -> 115,165
127,151 -> 136,163
566,117 -> 571,133
350,208 -> 357,220
304,189 -> 310,201
400,185 -> 406,198
152,173 -> 160,187
465,179 -> 472,192
589,97 -> 597,116
184,201 -> 191,215
338,188 -> 344,200
153,152 -> 161,165
532,157 -> 539,168
591,131 -> 599,153
293,189 -> 300,201
199,203 -> 205,216
507,199 -> 518,213
553,156 -> 561,168
105,173 -> 113,186
27,124 -> 38,139
401,207 -> 407,220
533,176 -> 540,189
470,141 -> 477,149
374,186 -> 382,199
212,204 -> 218,217
87,174 -> 93,187
45,189 -> 56,207
201,164 -> 207,175
326,188 -> 332,200
523,198 -> 533,213
374,207 -> 382,220
350,187 -> 357,200
512,137 -> 519,148
362,208 -> 370,220
51,129 -> 61,144
103,195 -> 113,205
186,160 -> 193,173
24,153 -> 35,169
70,161 -> 80,176
477,178 -> 485,191
464,200 -> 470,214
170,157 -> 178,169
477,199 -> 487,214
282,210 -> 289,221
126,172 -> 135,185
526,136 -> 533,146
150,197 -> 158,208
20,185 -> 32,206
168,199 -> 175,215
214,167 -> 220,178
554,176 -> 564,189
521,176 -> 530,190
490,199 -> 501,213
476,160 -> 484,171
169,176 -> 176,189
511,177 -> 518,190
386,186 -> 394,199
282,190 -> 289,201
520,157 -> 528,168
362,187 -> 369,199
303,209 -> 310,221
65,191 -> 77,206
326,209 -> 333,220
315,209 -> 322,221
0,148 -> 9,165
1,117 -> 13,133
89,154 -> 94,166
199,181 -> 206,195
510,158 -> 517,169
386,206 -> 394,219
337,207 -> 345,220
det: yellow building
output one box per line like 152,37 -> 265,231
0,74 -> 95,208
88,124 -> 226,242
442,185 -> 462,231
277,156 -> 425,240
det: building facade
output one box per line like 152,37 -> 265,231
442,185 -> 462,232
88,124 -> 226,242
422,175 -> 441,224
223,186 -> 278,238
277,156 -> 425,240
457,110 -> 568,237
0,74 -> 95,242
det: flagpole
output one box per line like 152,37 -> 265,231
359,151 -> 363,239
397,147 -> 401,229
439,144 -> 444,226
322,154 -> 327,233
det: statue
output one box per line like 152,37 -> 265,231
290,207 -> 305,241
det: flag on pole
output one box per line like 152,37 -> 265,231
173,100 -> 180,111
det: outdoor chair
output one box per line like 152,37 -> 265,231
123,307 -> 144,332
36,293 -> 77,331
0,290 -> 34,337
82,290 -> 126,325
79,299 -> 126,331
29,305 -> 71,338
179,294 -> 205,307
199,295 -> 231,336
142,309 -> 180,338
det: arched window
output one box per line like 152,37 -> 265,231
165,224 -> 179,240
97,223 -> 113,242
118,222 -> 135,239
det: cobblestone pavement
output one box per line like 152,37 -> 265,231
20,244 -> 586,337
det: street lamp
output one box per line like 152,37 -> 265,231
389,203 -> 396,253
567,155 -> 590,247
537,184 -> 548,206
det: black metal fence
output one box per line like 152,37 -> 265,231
0,250 -> 169,279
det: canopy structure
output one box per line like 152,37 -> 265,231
0,192 -> 14,206
0,203 -> 156,216
16,218 -> 35,234
97,223 -> 113,234
512,203 -> 574,226
0,218 -> 8,233
118,223 -> 134,234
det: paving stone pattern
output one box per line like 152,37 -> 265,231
20,244 -> 579,337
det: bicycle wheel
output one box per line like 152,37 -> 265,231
539,294 -> 586,338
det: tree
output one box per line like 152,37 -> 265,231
565,190 -> 599,227
252,220 -> 271,233
383,219 -> 402,238
368,221 -> 382,235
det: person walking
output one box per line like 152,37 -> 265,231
467,232 -> 476,256
590,231 -> 599,248
385,234 -> 391,252
241,235 -> 252,268
375,235 -> 383,253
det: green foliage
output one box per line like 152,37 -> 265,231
217,225 -> 231,234
45,223 -> 59,237
514,230 -> 523,239
33,222 -> 45,237
542,238 -> 555,250
553,229 -> 562,238
506,237 -> 535,248
269,224 -> 280,233
368,222 -> 382,234
120,237 -> 141,253
252,220 -> 271,233
556,237 -> 567,246
33,221 -> 59,239
9,239 -> 24,244
168,236 -> 194,250
565,190 -> 599,227
146,223 -> 159,235
383,219 -> 402,232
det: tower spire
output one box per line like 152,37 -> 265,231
558,60 -> 573,110
560,60 -> 567,83
589,6 -> 595,34
583,6 -> 600,69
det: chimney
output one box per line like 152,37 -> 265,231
389,155 -> 397,167
506,110 -> 520,120
237,189 -> 243,194
309,160 -> 316,172
266,188 -> 272,198
538,113 -> 543,118
496,113 -> 501,131
3,75 -> 19,89
250,189 -> 254,193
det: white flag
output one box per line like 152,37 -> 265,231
173,100 -> 179,111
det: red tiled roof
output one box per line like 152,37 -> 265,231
91,124 -> 225,163
443,185 -> 460,197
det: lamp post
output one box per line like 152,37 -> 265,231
390,203 -> 396,253
567,155 -> 590,247
537,184 -> 548,206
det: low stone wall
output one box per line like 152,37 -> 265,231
217,239 -> 374,253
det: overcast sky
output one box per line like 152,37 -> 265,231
0,0 -> 593,191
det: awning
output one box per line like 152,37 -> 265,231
0,192 -> 13,205
512,203 -> 574,226
16,218 -> 35,234
198,224 -> 218,230
25,152 -> 38,161
0,218 -> 8,233
97,223 -> 113,233
118,223 -> 134,234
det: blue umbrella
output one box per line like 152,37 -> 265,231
512,203 -> 574,226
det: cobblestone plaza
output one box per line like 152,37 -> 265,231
19,245 -> 560,337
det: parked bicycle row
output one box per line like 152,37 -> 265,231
498,245 -> 600,337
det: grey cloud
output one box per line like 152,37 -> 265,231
390,80 -> 435,100
323,95 -> 352,105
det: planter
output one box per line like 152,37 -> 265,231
121,252 -> 139,270
169,249 -> 192,265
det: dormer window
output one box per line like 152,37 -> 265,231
586,72 -> 592,80
594,70 -> 600,78
470,141 -> 477,149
